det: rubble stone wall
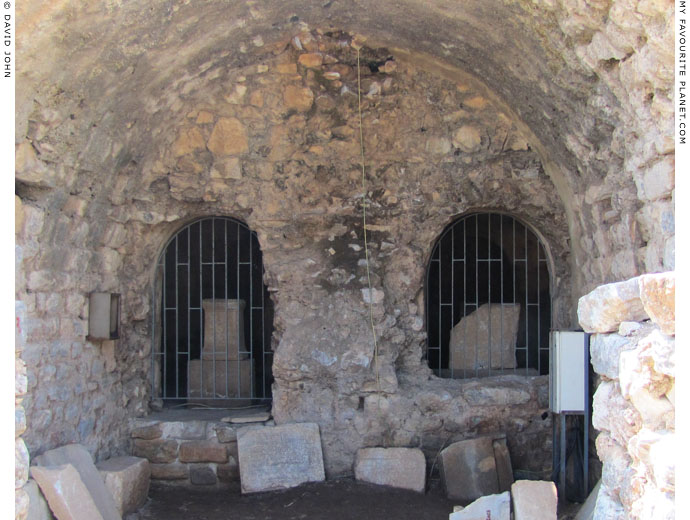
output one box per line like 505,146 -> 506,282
14,0 -> 674,491
16,31 -> 565,477
579,272 -> 675,519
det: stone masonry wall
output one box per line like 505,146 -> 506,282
578,272 -> 675,519
15,299 -> 30,518
16,29 -> 567,477
129,417 -> 250,487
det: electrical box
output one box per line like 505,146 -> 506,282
549,331 -> 588,413
88,293 -> 120,340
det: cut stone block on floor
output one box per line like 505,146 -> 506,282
33,444 -> 121,520
24,479 -> 53,520
573,480 -> 601,520
30,464 -> 106,520
96,456 -> 150,516
492,437 -> 514,492
354,447 -> 426,493
511,479 -> 557,520
440,436 -> 499,503
449,491 -> 511,520
237,422 -> 325,493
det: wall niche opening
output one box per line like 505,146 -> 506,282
152,216 -> 274,405
425,212 -> 552,378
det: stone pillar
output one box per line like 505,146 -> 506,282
201,299 -> 246,360
188,299 -> 252,399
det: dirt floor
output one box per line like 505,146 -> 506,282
138,479 -> 456,520
137,479 -> 583,520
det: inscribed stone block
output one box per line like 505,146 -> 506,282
450,303 -> 520,372
33,444 -> 121,520
96,456 -> 150,516
236,422 -> 325,493
440,437 -> 499,503
30,464 -> 105,520
449,491 -> 510,520
511,479 -> 557,520
354,447 -> 426,493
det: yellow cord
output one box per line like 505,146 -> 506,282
356,49 -> 381,395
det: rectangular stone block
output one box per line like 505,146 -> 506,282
132,439 -> 179,463
179,441 -> 228,463
130,424 -> 162,440
237,423 -> 325,493
188,358 -> 253,399
190,464 -> 217,485
450,303 -> 520,371
96,456 -> 150,516
30,464 -> 106,520
150,463 -> 188,480
354,447 -> 426,493
511,479 -> 557,520
440,437 -> 499,503
33,444 -> 121,520
449,491 -> 510,520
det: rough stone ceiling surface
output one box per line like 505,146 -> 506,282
16,0 -> 674,285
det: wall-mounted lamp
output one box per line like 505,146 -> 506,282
88,293 -> 120,340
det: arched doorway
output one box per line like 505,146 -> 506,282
152,217 -> 274,403
425,212 -> 552,378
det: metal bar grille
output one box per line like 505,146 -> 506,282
425,213 -> 551,378
153,217 -> 273,402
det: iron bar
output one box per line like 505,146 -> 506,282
236,221 -> 241,398
475,215 -> 479,378
438,236 -> 442,376
224,219 -> 229,398
198,221 -> 203,398
212,218 -> 216,398
524,224 -> 528,376
175,236 -> 179,398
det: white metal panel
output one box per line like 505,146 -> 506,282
549,331 -> 586,413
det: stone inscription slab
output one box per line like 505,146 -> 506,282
450,303 -> 520,371
354,447 -> 426,493
237,422 -> 325,493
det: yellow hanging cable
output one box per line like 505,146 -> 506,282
356,48 -> 381,395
